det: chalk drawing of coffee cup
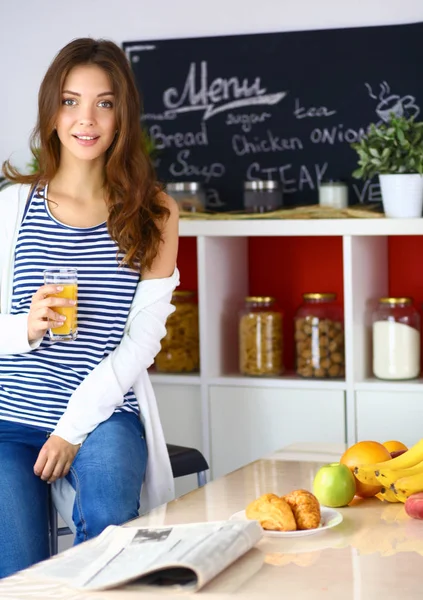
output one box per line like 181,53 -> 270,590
400,95 -> 420,119
376,94 -> 419,122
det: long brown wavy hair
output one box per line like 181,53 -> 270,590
2,38 -> 169,272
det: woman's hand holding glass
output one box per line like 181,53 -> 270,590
28,284 -> 76,343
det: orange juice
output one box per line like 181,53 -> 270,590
51,283 -> 78,336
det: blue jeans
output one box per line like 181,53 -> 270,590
0,412 -> 147,579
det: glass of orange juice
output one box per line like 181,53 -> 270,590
43,267 -> 78,341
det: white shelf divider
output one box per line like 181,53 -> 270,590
343,235 -> 388,445
196,235 -> 249,463
350,236 -> 389,383
197,236 -> 249,379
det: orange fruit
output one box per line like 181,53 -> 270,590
382,440 -> 408,453
340,441 -> 392,498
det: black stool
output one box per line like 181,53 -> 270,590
49,443 -> 209,556
166,443 -> 209,487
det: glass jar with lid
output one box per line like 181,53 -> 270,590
372,297 -> 420,380
295,293 -> 344,378
154,290 -> 200,373
239,296 -> 283,376
166,182 -> 206,212
318,180 -> 348,209
243,180 -> 283,213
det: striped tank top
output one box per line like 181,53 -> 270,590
0,185 -> 140,431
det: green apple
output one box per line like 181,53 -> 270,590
313,462 -> 356,507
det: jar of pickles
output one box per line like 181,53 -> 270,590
155,290 -> 200,373
239,296 -> 283,376
295,293 -> 345,378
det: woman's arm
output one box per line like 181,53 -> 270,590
141,192 -> 180,282
0,283 -> 88,355
0,184 -> 46,354
51,194 -> 180,446
0,184 -> 71,354
0,314 -> 42,354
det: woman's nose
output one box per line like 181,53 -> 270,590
79,106 -> 96,126
79,117 -> 94,126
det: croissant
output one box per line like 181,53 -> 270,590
282,489 -> 321,530
246,493 -> 297,531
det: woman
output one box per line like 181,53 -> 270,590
0,38 -> 179,578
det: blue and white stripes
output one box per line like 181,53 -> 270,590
0,187 -> 140,430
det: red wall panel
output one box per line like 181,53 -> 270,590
248,237 -> 344,372
388,236 -> 423,371
177,237 -> 198,291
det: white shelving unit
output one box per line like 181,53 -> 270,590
152,218 -> 423,491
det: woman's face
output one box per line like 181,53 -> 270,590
56,64 -> 117,164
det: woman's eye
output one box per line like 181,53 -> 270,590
98,100 -> 113,109
62,98 -> 76,106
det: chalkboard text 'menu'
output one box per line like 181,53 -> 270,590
162,61 -> 287,120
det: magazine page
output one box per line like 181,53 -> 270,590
28,520 -> 262,593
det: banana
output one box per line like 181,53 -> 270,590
353,468 -> 380,487
376,487 -> 401,503
354,438 -> 423,487
391,471 -> 423,502
385,487 -> 406,503
375,459 -> 423,488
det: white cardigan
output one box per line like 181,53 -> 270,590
0,184 -> 179,530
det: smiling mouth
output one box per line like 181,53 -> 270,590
73,134 -> 99,141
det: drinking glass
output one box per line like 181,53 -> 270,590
43,267 -> 78,341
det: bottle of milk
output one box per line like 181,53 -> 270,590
372,297 -> 421,380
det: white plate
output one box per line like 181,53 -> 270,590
229,506 -> 343,538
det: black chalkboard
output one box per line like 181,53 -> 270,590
123,22 -> 423,211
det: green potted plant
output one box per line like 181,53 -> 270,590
351,114 -> 423,218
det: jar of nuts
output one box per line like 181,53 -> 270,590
295,293 -> 344,379
239,296 -> 283,376
154,290 -> 200,373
